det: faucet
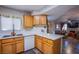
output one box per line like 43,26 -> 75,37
11,23 -> 16,36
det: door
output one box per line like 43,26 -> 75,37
35,35 -> 42,52
23,16 -> 33,28
53,39 -> 61,54
40,16 -> 47,25
16,41 -> 24,53
34,16 -> 40,25
24,36 -> 34,51
43,42 -> 53,54
2,42 -> 15,54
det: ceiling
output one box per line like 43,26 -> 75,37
2,5 -> 47,11
1,5 -> 77,21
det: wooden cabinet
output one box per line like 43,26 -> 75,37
16,41 -> 24,53
35,35 -> 42,52
42,38 -> 53,54
53,39 -> 61,54
34,16 -> 47,25
35,35 -> 61,54
43,42 -> 53,54
23,16 -> 34,28
2,38 -> 14,44
0,40 -> 1,54
1,36 -> 24,54
2,42 -> 15,54
15,37 -> 24,53
39,16 -> 47,25
1,38 -> 15,54
34,16 -> 40,25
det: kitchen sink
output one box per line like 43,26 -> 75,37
2,35 -> 12,38
2,34 -> 22,38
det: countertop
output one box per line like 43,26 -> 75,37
35,33 -> 63,40
0,33 -> 63,40
23,33 -> 63,40
0,35 -> 24,39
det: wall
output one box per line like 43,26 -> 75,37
50,6 -> 79,33
48,21 -> 55,33
47,6 -> 79,33
0,7 -> 47,36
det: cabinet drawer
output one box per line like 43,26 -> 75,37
43,38 -> 53,45
47,39 -> 53,44
15,37 -> 24,41
2,39 -> 14,43
16,40 -> 24,43
43,42 -> 53,47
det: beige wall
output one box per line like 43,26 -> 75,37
48,20 -> 55,33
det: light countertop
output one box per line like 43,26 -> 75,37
0,33 -> 63,40
35,33 -> 63,40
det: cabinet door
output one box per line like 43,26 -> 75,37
23,16 -> 33,28
34,16 -> 40,25
2,43 -> 15,54
40,16 -> 47,25
35,36 -> 42,51
16,41 -> 24,53
43,42 -> 53,54
0,40 -> 1,54
53,39 -> 61,54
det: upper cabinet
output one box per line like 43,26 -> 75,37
23,15 -> 47,29
34,16 -> 47,26
39,16 -> 47,25
23,16 -> 34,28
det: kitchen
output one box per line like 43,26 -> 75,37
0,5 -> 79,54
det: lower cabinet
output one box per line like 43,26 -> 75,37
2,42 -> 15,54
35,35 -> 42,52
0,40 -> 1,54
16,40 -> 24,53
1,37 -> 24,54
43,42 -> 53,54
35,35 -> 61,54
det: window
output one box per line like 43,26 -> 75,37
13,18 -> 22,30
56,24 -> 60,30
0,16 -> 22,31
1,16 -> 13,30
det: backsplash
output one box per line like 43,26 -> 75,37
0,27 -> 47,36
22,27 -> 47,36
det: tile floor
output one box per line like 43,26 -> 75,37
22,48 -> 42,54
